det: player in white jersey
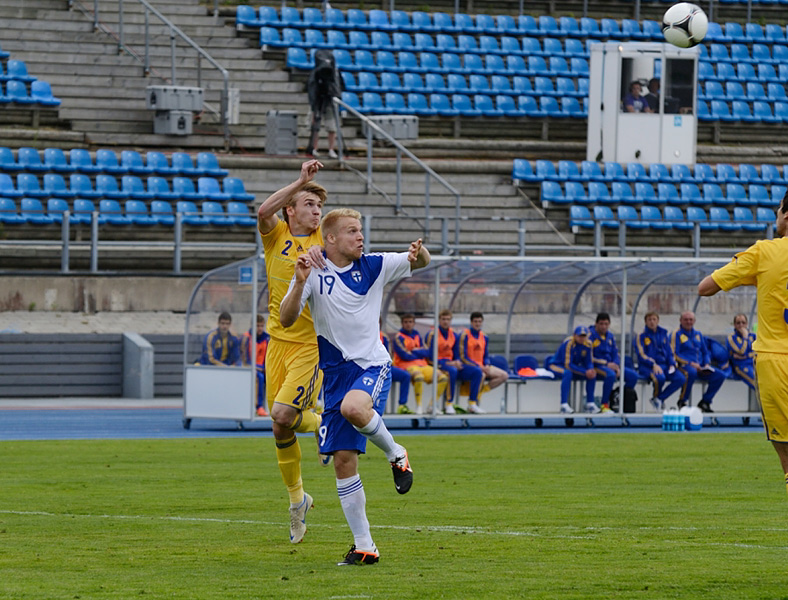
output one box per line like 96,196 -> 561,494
280,208 -> 430,566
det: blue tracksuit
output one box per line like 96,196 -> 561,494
727,329 -> 756,391
636,325 -> 686,402
549,336 -> 595,406
671,326 -> 726,404
589,325 -> 637,404
382,334 -> 411,406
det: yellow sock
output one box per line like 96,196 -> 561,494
413,379 -> 423,406
291,410 -> 321,434
275,434 -> 303,505
784,473 -> 788,497
437,377 -> 449,400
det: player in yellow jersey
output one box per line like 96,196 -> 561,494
698,191 -> 788,497
257,159 -> 326,543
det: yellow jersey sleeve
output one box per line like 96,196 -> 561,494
261,219 -> 323,344
713,238 -> 788,353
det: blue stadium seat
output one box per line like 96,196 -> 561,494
479,36 -> 500,55
145,151 -> 176,175
490,75 -> 512,94
564,181 -> 589,204
225,201 -> 258,227
603,161 -> 627,182
124,199 -> 157,226
384,91 -> 409,114
151,200 -> 175,226
368,9 -> 395,32
69,173 -> 100,199
593,205 -> 619,228
16,147 -> 46,172
588,181 -> 613,204
47,197 -> 69,224
732,100 -> 757,122
496,94 -> 520,116
561,95 -> 585,118
703,182 -> 730,206
549,56 -> 570,76
657,182 -> 681,205
259,27 -> 286,48
512,159 -> 537,183
622,19 -> 647,40
521,37 -> 542,57
5,80 -> 33,104
725,81 -> 746,100
71,198 -> 97,225
756,207 -> 776,226
222,177 -> 254,202
709,206 -> 739,231
30,81 -> 61,106
95,174 -> 128,200
640,205 -> 672,230
495,15 -> 518,35
119,150 -> 153,175
0,173 -> 21,198
642,20 -> 662,40
557,160 -> 583,181
775,102 -> 788,123
760,164 -> 784,185
3,59 -> 35,82
500,37 -> 523,57
0,198 -> 24,224
390,10 -> 412,32
612,181 -> 636,204
617,205 -> 647,229
121,175 -> 154,200
408,92 -> 437,115
669,163 -> 692,184
527,56 -> 551,76
748,184 -> 770,207
172,177 -> 202,200
68,149 -> 98,173
411,11 -> 437,33
468,74 -> 490,94
739,164 -> 762,185
349,31 -> 372,50
754,101 -> 780,123
766,23 -> 787,43
559,16 -> 581,37
302,7 -> 325,29
446,73 -> 468,94
98,199 -> 131,226
725,22 -> 747,43
686,206 -> 716,231
517,95 -> 541,116
41,148 -> 72,173
664,206 -> 693,230
201,201 -> 234,226
197,152 -> 229,177
235,5 -> 262,29
600,18 -> 623,38
413,33 -> 436,53
380,72 -> 403,92
95,149 -> 128,174
535,159 -> 559,181
680,183 -> 703,205
304,29 -> 328,49
534,76 -> 555,97
16,173 -> 47,198
430,93 -> 458,116
570,57 -> 589,77
171,152 -> 200,176
569,205 -> 594,231
773,184 -> 788,204
626,162 -> 648,182
436,33 -> 458,53
634,182 -> 658,205
196,176 -> 232,201
324,8 -> 347,30
146,176 -> 178,201
279,6 -> 302,28
397,51 -> 419,73
563,38 -> 586,58
20,197 -> 54,225
43,173 -> 75,199
715,163 -> 740,183
431,12 -> 456,33
517,15 -> 539,36
540,181 -> 566,206
725,183 -> 751,206
580,160 -> 605,182
176,200 -> 209,225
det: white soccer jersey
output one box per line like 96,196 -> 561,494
286,252 -> 412,370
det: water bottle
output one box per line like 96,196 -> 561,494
662,409 -> 669,431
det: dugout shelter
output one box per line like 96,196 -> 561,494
183,254 -> 758,429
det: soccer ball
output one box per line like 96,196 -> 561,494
662,2 -> 708,48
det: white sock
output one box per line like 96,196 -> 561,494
337,475 -> 374,551
355,412 -> 400,462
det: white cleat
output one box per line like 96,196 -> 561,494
468,403 -> 486,414
560,403 -> 575,414
415,404 -> 423,415
586,402 -> 601,414
289,493 -> 313,544
444,403 -> 457,415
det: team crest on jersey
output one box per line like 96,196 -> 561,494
362,376 -> 374,386
351,270 -> 362,283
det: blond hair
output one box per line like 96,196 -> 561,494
321,208 -> 362,236
282,181 -> 328,224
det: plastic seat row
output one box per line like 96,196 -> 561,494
0,172 -> 253,202
0,197 -> 257,227
341,71 -> 588,98
342,90 -> 586,118
700,81 -> 788,101
0,79 -> 60,106
515,158 -> 788,188
697,98 -> 788,122
569,204 -> 773,233
541,180 -> 785,208
268,26 -> 597,58
0,148 -> 228,178
241,6 -> 664,42
286,46 -> 591,78
706,22 -> 788,44
700,61 -> 788,84
706,42 -> 788,65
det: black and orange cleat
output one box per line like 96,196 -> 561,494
337,545 -> 379,566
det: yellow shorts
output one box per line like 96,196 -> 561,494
755,353 -> 788,443
265,338 -> 323,412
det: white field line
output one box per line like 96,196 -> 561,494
4,510 -> 788,549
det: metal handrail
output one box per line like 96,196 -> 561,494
332,97 -> 463,253
74,0 -> 231,147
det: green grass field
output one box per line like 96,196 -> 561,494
1,431 -> 786,599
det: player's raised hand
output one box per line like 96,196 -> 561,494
407,238 -> 423,263
299,159 -> 323,184
307,244 -> 327,270
294,254 -> 312,283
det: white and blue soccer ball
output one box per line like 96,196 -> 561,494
662,2 -> 708,48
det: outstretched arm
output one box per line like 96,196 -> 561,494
698,275 -> 722,297
257,159 -> 323,235
408,238 -> 430,271
280,255 -> 312,328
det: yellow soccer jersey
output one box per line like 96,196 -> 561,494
711,237 -> 788,353
261,219 -> 323,343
